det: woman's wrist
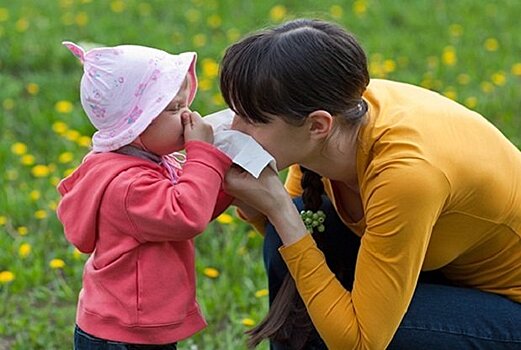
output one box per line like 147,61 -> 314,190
267,198 -> 309,246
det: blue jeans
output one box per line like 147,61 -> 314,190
264,197 -> 521,349
74,325 -> 177,350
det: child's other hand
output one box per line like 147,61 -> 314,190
182,111 -> 214,144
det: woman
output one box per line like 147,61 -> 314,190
221,19 -> 521,349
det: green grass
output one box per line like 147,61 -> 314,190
1,0 -> 520,349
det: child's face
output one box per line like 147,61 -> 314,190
140,77 -> 192,155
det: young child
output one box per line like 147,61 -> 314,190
58,42 -> 232,349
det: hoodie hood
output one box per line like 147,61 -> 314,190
57,152 -> 160,253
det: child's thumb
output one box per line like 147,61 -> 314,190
181,112 -> 192,127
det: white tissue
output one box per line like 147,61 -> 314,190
204,109 -> 277,178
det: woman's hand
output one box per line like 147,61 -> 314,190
225,166 -> 309,246
182,111 -> 214,144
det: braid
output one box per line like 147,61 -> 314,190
300,166 -> 324,211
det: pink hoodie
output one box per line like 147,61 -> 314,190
57,141 -> 232,344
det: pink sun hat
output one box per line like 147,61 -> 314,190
63,41 -> 197,152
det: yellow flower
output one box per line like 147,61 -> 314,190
480,81 -> 494,94
50,258 -> 65,269
26,83 -> 40,95
0,216 -> 6,225
52,121 -> 68,134
198,79 -> 212,91
11,142 -> 27,155
21,154 -> 35,166
203,267 -> 220,278
226,28 -> 241,43
32,165 -> 51,178
217,213 -> 234,224
484,38 -> 499,52
241,318 -> 256,327
17,226 -> 28,236
29,190 -> 41,201
442,88 -> 457,100
0,8 -> 9,22
449,24 -> 463,37
202,58 -> 219,78
111,0 -> 125,13
247,230 -> 257,238
353,0 -> 367,16
19,243 -> 32,258
441,46 -> 457,66
77,135 -> 91,147
255,289 -> 269,298
491,72 -> 506,86
16,18 -> 29,32
73,248 -> 83,260
270,5 -> 287,22
48,200 -> 58,211
3,98 -> 15,110
383,59 -> 396,73
55,100 -> 74,114
330,5 -> 343,19
212,93 -> 224,106
65,129 -> 81,141
0,271 -> 15,283
59,152 -> 74,163
464,96 -> 477,109
457,74 -> 470,85
75,12 -> 89,27
207,14 -> 222,28
34,210 -> 48,220
193,34 -> 207,47
512,63 -> 521,76
64,168 -> 76,177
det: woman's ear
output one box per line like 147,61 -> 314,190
307,110 -> 334,140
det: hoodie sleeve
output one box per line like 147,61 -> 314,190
125,141 -> 232,242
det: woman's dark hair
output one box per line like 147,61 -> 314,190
221,18 -> 370,348
220,18 -> 370,126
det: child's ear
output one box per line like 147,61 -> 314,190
307,110 -> 334,140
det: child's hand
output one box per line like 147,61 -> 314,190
182,111 -> 214,144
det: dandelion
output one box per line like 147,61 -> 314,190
59,152 -> 74,163
15,18 -> 29,32
48,200 -> 58,211
226,28 -> 241,43
50,258 -> 66,269
26,83 -> 40,95
212,93 -> 224,106
17,226 -> 28,236
198,79 -> 212,91
21,154 -> 35,166
484,38 -> 499,52
65,129 -> 81,141
52,121 -> 68,134
217,213 -> 233,224
443,87 -> 457,100
464,97 -> 477,109
207,14 -> 222,28
73,248 -> 83,260
203,267 -> 220,278
64,168 -> 76,177
202,59 -> 219,78
241,318 -> 256,327
255,289 -> 269,298
19,243 -> 32,258
29,190 -> 41,201
330,5 -> 343,19
442,46 -> 457,66
3,98 -> 15,110
353,0 -> 367,16
11,142 -> 27,155
0,8 -> 9,22
383,59 -> 396,74
75,12 -> 89,26
193,34 -> 206,47
512,63 -> 521,76
78,135 -> 91,147
449,24 -> 463,37
491,72 -> 506,86
111,0 -> 125,13
55,100 -> 74,114
270,5 -> 286,22
0,271 -> 15,283
0,216 -> 6,225
32,165 -> 51,178
247,230 -> 257,239
35,210 -> 48,220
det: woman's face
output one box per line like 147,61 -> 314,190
231,115 -> 311,170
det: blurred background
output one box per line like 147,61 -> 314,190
0,0 -> 520,349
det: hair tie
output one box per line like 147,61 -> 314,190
350,99 -> 368,119
300,209 -> 326,233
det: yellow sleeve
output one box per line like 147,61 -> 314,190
284,164 -> 304,198
235,207 -> 267,235
280,161 -> 449,349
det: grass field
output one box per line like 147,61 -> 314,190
1,1 -> 520,349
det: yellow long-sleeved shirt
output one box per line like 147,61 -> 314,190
274,79 -> 521,349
